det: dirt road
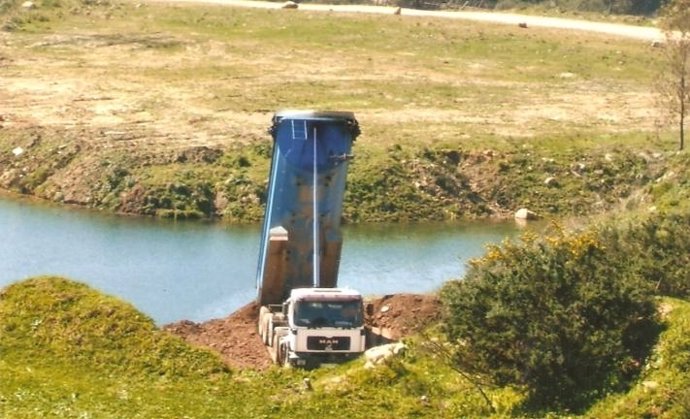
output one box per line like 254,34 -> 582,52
148,0 -> 665,42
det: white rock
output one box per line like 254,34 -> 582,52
364,342 -> 406,369
21,1 -> 35,9
12,147 -> 24,157
515,208 -> 538,220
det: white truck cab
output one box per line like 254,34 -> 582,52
260,288 -> 367,368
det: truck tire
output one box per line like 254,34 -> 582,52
258,307 -> 270,346
267,319 -> 274,347
281,345 -> 291,368
273,336 -> 282,365
261,318 -> 269,346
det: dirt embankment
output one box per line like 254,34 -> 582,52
164,294 -> 442,370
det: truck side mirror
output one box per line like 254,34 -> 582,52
365,303 -> 374,317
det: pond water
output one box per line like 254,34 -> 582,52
0,196 -> 518,324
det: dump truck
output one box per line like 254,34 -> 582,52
256,110 -> 365,367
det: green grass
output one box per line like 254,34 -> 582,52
3,277 -> 690,417
0,276 -> 524,418
0,276 -> 508,418
0,276 -> 315,417
586,298 -> 690,419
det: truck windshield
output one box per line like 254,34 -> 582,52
293,300 -> 363,328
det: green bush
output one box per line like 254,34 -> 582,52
599,212 -> 690,298
440,226 -> 659,411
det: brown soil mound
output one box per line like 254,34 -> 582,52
366,293 -> 442,341
164,293 -> 442,370
163,301 -> 271,370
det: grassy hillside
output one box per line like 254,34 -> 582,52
587,298 -> 690,418
0,276 -> 513,418
2,276 -> 690,417
0,0 -> 676,222
0,277 -> 250,417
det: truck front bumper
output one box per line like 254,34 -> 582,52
289,352 -> 361,368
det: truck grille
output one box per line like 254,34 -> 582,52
306,336 -> 351,351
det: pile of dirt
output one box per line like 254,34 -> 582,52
366,293 -> 443,341
164,293 -> 443,370
163,301 -> 272,370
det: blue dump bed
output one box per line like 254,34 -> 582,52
256,111 -> 360,305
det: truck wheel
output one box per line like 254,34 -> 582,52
260,318 -> 269,346
272,335 -> 280,364
267,320 -> 274,347
258,307 -> 270,346
281,345 -> 291,368
276,343 -> 290,368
